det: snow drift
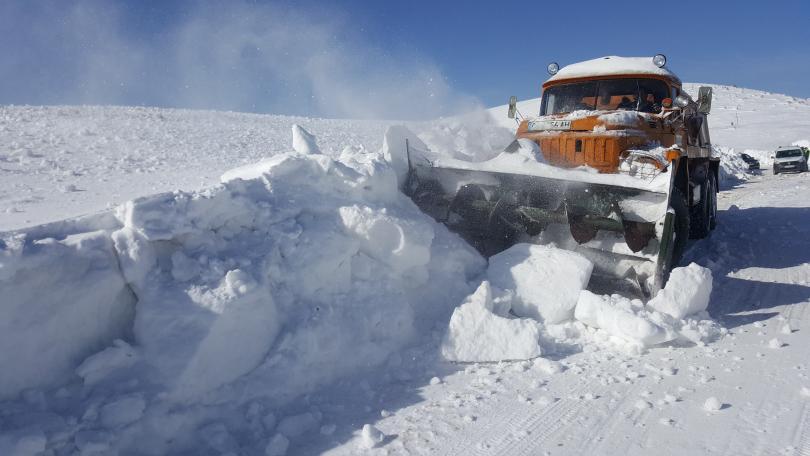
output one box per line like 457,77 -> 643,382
442,244 -> 721,362
441,281 -> 543,362
0,126 -> 485,456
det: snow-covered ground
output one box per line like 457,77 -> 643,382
1,83 -> 810,455
311,170 -> 810,455
0,106 -> 390,231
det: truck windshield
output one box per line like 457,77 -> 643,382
540,78 -> 670,115
776,149 -> 802,158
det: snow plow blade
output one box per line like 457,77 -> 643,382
404,155 -> 677,296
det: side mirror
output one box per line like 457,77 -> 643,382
698,86 -> 712,113
507,96 -> 517,119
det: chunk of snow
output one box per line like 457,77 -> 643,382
635,400 -> 652,410
647,263 -> 713,319
75,339 -> 139,386
382,125 -> 429,187
488,243 -> 593,324
768,338 -> 785,349
533,357 -> 564,375
359,424 -> 385,449
441,282 -> 542,362
0,230 -> 135,399
575,291 -> 676,347
339,205 -> 431,273
291,124 -> 321,155
703,397 -> 723,412
501,138 -> 545,163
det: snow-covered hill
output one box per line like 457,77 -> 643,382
0,105 -> 390,231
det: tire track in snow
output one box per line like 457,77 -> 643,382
575,381 -> 652,455
439,375 -> 593,456
794,401 -> 810,456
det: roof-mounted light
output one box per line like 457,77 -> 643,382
653,54 -> 667,68
547,62 -> 559,75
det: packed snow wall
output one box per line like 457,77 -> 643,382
0,219 -> 137,399
0,126 -> 484,401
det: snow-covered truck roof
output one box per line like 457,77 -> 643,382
545,56 -> 681,86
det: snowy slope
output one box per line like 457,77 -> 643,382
0,105 -> 390,231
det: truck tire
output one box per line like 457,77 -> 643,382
708,172 -> 718,230
670,187 -> 690,268
690,174 -> 713,239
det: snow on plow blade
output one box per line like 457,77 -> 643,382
403,151 -> 676,296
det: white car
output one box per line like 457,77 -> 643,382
773,147 -> 808,174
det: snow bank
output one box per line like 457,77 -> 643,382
0,231 -> 135,399
441,281 -> 543,362
648,263 -> 713,319
0,126 -> 485,453
573,264 -> 719,348
291,124 -> 321,155
441,250 -> 719,358
575,292 -> 675,347
382,125 -> 430,187
110,128 -> 483,401
714,146 -> 753,187
488,244 -> 593,324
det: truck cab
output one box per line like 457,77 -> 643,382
514,56 -> 712,175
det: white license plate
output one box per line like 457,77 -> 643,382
527,119 -> 572,131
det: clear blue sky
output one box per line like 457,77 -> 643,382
1,0 -> 808,119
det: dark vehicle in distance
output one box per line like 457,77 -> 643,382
740,153 -> 760,170
773,147 -> 809,174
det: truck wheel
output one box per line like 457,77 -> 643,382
708,172 -> 718,230
773,167 -> 779,175
690,176 -> 712,239
670,187 -> 690,268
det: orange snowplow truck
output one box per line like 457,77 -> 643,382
405,55 -> 719,294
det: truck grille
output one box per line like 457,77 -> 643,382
537,136 -> 622,173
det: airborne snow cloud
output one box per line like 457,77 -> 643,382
0,0 -> 480,119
